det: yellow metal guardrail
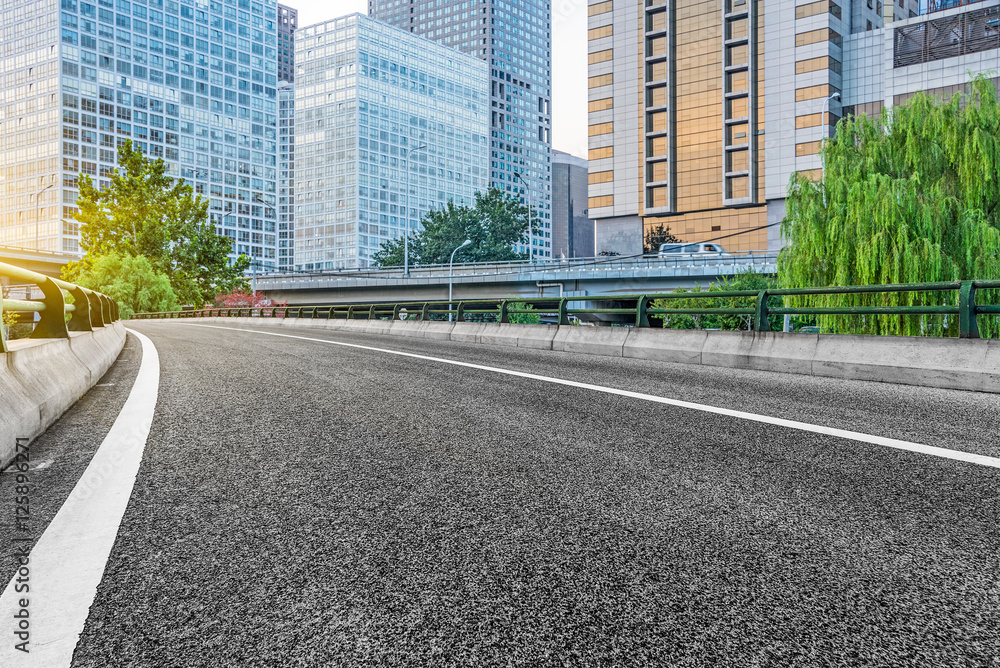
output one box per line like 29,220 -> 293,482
0,260 -> 119,354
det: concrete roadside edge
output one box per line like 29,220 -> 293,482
177,317 -> 999,395
0,322 -> 127,470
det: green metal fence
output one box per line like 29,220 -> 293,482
134,279 -> 1000,339
0,261 -> 120,354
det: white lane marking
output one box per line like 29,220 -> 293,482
0,328 -> 159,668
180,323 -> 1000,470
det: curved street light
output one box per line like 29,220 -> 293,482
35,183 -> 55,250
404,144 -> 428,277
513,171 -> 533,259
449,239 -> 472,321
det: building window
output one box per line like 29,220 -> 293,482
588,195 -> 613,208
795,0 -> 842,19
588,170 -> 613,184
649,161 -> 668,182
588,49 -> 613,64
588,1 -> 613,16
795,28 -> 842,47
588,98 -> 613,112
796,56 -> 842,75
588,25 -> 613,40
588,73 -> 613,88
795,140 -> 822,156
796,112 -> 840,128
795,84 -> 839,102
588,121 -> 613,136
589,146 -> 613,160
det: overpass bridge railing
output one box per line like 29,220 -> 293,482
0,261 -> 119,353
136,279 -> 1000,339
256,251 -> 780,284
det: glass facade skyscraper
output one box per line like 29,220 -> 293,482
369,0 -> 553,258
277,2 -> 295,83
0,0 -> 281,270
277,79 -> 293,270
293,14 -> 488,270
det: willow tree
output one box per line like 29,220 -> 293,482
778,76 -> 1000,337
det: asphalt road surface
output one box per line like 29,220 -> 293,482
3,320 -> 1000,667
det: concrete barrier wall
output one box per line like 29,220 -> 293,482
191,317 -> 1000,394
1,322 -> 126,470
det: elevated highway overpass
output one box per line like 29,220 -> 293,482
0,245 -> 76,279
257,252 -> 779,304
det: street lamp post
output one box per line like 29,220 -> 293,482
404,144 -> 428,277
449,239 -> 472,322
35,183 -> 54,250
821,91 -> 841,207
513,171 -> 533,259
252,197 -> 278,292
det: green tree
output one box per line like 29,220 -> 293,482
372,187 -> 539,266
643,223 -> 681,254
779,76 -> 1000,337
72,251 -> 178,319
653,269 -> 783,331
65,140 -> 248,306
506,301 -> 541,325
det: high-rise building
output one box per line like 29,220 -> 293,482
370,0 -> 554,258
276,5 -> 295,271
0,0 -> 283,271
277,80 -> 294,271
551,150 -> 593,258
292,14 -> 489,270
277,3 -> 296,83
586,0 -> 996,255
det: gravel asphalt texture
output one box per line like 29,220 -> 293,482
15,321 -> 1000,667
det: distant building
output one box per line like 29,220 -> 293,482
0,0 -> 282,266
278,4 -> 297,84
293,14 -> 488,270
586,0 -> 999,255
551,150 -> 593,258
370,0 -> 554,259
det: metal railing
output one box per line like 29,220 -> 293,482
134,279 -> 1000,339
1,261 -> 120,354
253,251 -> 780,285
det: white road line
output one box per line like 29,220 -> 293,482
182,322 -> 1000,470
0,329 -> 159,668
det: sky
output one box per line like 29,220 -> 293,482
290,0 -> 589,158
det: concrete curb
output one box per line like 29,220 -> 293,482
184,317 -> 1000,395
553,327 -> 629,357
1,322 -> 126,470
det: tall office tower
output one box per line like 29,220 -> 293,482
370,0 -> 554,258
277,3 -> 296,82
292,14 -> 488,270
551,150 -> 593,258
277,80 -> 293,270
588,0 -> 997,255
0,0 -> 282,271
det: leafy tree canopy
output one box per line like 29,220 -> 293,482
72,251 -> 178,319
372,187 -> 540,266
653,269 -> 782,331
64,140 -> 249,306
779,76 -> 1000,336
643,223 -> 681,254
